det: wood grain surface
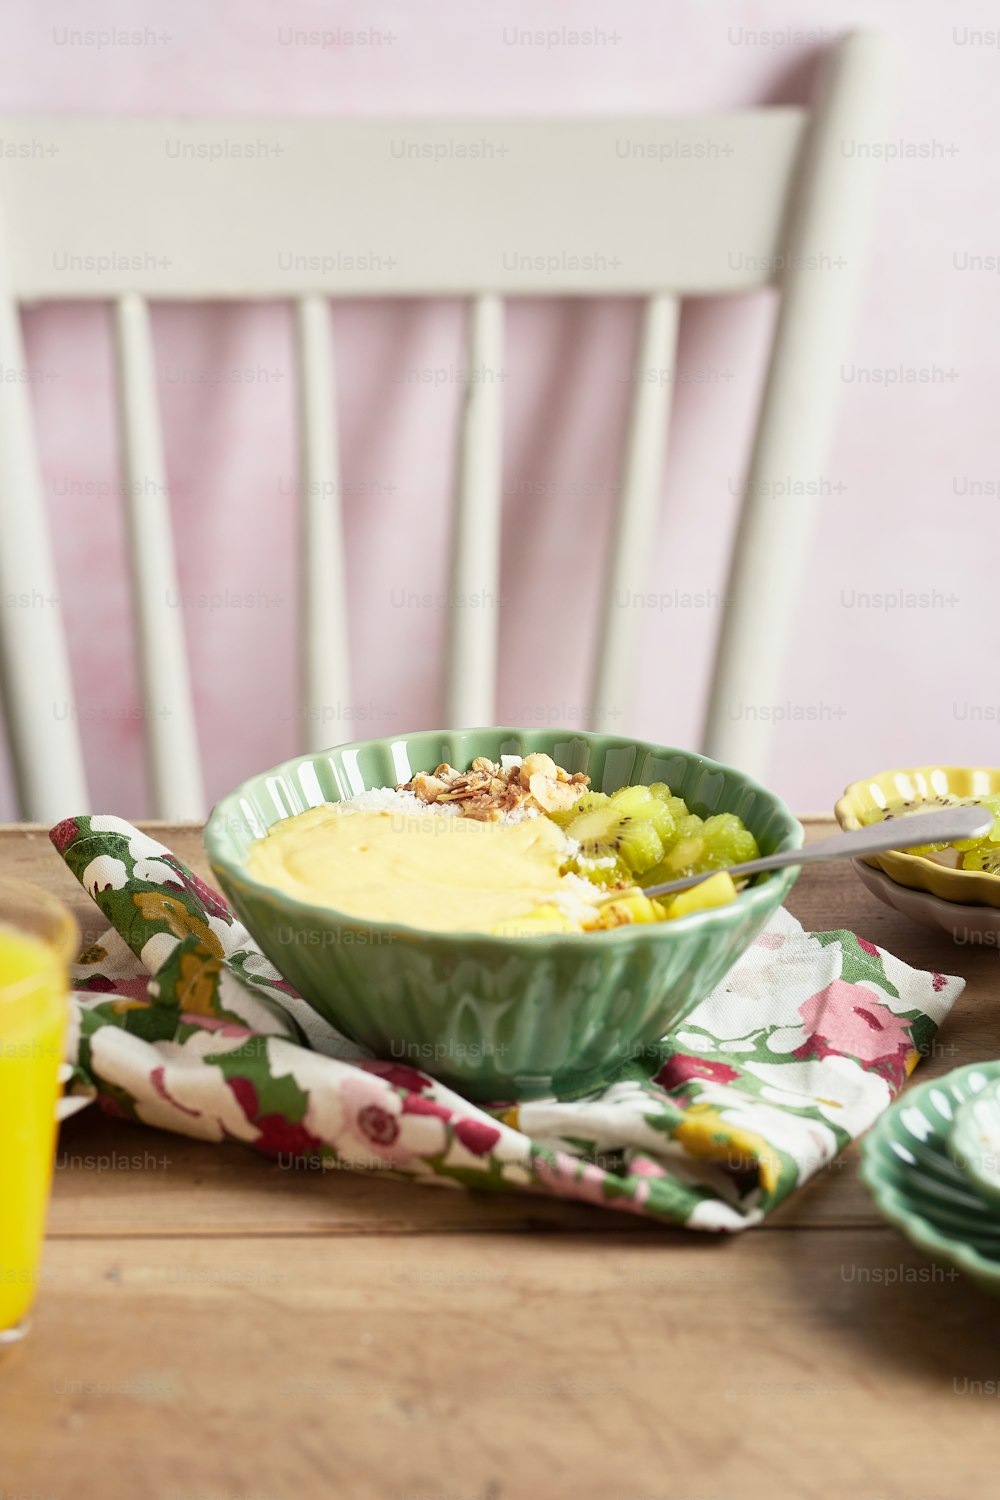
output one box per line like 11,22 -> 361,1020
1,820 -> 996,1500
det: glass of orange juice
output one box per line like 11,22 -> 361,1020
0,877 -> 78,1346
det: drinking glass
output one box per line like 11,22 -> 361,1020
0,877 -> 78,1345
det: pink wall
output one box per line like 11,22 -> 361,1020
1,0 -> 997,819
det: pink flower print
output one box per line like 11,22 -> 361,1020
183,1015 -> 254,1037
77,976 -> 121,995
534,1154 -> 611,1207
339,1069 -> 414,1165
453,1118 -> 501,1156
798,980 -> 910,1063
402,1094 -> 452,1122
755,931 -> 785,950
361,1059 -> 435,1094
857,937 -> 880,956
533,1154 -> 651,1219
225,1076 -> 323,1156
50,817 -> 81,853
654,1054 -> 741,1090
98,1092 -> 131,1120
151,1065 -> 201,1118
629,1154 -> 670,1180
358,1104 -> 400,1146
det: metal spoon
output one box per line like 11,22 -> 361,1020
630,804 -> 995,901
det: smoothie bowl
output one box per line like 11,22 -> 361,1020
204,729 -> 803,1101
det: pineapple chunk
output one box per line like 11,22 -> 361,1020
584,889 -> 666,931
664,871 -> 739,920
492,903 -> 577,936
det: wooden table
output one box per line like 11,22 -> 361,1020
1,819 -> 997,1499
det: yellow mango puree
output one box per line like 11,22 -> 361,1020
245,806 -> 593,934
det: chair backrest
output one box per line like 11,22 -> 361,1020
0,31 -> 894,822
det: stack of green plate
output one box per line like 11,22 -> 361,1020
861,1061 -> 1000,1295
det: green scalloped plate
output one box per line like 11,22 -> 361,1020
948,1083 -> 1000,1208
861,1061 -> 1000,1295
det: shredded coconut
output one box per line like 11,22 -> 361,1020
549,870 -> 605,922
333,788 -> 461,817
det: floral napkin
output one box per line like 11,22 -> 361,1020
51,815 -> 962,1232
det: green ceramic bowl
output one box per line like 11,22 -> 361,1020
204,729 -> 803,1102
861,1061 -> 1000,1295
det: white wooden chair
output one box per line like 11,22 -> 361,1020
0,31 -> 894,823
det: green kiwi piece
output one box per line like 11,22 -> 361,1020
565,854 -> 631,888
961,845 -> 1000,876
870,794 -> 983,854
548,789 -> 606,828
558,796 -> 665,878
609,785 -> 655,816
700,813 -> 759,869
617,820 -> 666,874
662,835 -> 708,878
609,784 -> 676,844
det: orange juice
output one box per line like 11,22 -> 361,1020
0,912 -> 72,1340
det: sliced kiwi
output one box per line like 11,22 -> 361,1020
661,835 -> 708,878
961,846 -> 1000,876
948,793 -> 1000,852
674,812 -> 705,841
617,820 -> 667,874
608,785 -> 655,817
663,796 -> 691,828
639,810 -> 759,885
558,791 -> 665,878
979,794 -> 1000,842
700,813 -> 759,869
609,785 -> 676,844
567,854 -> 631,888
867,793 -> 975,854
556,783 -> 760,889
547,788 -> 604,828
871,794 -> 963,821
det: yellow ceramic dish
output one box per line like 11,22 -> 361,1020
835,766 -> 1000,908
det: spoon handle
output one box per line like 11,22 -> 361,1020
639,803 -> 994,900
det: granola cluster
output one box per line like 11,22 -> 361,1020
398,753 -> 589,822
